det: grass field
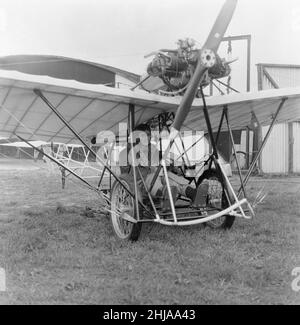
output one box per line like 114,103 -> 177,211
0,159 -> 299,305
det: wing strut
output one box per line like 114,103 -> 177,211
32,88 -> 155,220
224,105 -> 247,198
237,97 -> 288,197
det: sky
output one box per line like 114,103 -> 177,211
0,0 -> 300,91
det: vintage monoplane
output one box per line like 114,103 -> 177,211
1,0 -> 300,241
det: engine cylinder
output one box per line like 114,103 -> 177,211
147,53 -> 189,78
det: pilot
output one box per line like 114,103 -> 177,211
119,124 -> 196,210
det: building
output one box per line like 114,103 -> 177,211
0,54 -> 140,89
257,63 -> 300,174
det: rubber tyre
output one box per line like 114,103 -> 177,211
110,175 -> 142,241
197,169 -> 235,230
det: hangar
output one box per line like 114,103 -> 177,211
258,63 -> 300,174
0,54 -> 140,89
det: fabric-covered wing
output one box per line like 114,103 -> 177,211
1,70 -> 300,144
0,71 -> 185,143
185,87 -> 300,132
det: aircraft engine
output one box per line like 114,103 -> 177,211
146,38 -> 231,94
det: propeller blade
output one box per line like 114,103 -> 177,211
172,0 -> 238,132
172,65 -> 207,131
204,0 -> 238,52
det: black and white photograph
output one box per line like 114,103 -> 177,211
0,0 -> 299,308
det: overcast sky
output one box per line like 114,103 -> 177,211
0,0 -> 300,90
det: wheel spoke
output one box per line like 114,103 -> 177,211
198,173 -> 231,229
111,180 -> 135,239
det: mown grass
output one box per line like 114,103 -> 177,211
0,167 -> 299,305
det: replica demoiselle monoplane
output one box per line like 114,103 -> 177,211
1,0 -> 300,241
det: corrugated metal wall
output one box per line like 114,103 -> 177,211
258,64 -> 300,173
261,124 -> 289,173
265,66 -> 300,88
293,122 -> 300,173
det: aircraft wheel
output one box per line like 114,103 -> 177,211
197,169 -> 235,230
110,175 -> 142,241
230,151 -> 247,171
